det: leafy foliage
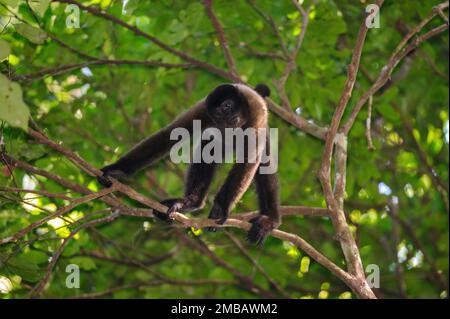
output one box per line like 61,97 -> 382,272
0,0 -> 448,299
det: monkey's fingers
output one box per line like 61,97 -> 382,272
153,210 -> 174,223
246,225 -> 267,246
247,215 -> 275,246
205,226 -> 218,232
205,215 -> 228,232
97,175 -> 113,188
166,202 -> 184,219
216,215 -> 228,225
206,205 -> 227,232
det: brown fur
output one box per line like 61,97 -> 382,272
98,84 -> 280,244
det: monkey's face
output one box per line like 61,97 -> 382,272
206,84 -> 247,128
212,98 -> 243,127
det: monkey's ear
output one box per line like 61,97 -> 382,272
254,84 -> 270,98
206,84 -> 242,110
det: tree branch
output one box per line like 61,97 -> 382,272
30,211 -> 120,298
317,2 -> 385,292
342,18 -> 449,134
245,0 -> 290,59
53,0 -> 237,81
203,0 -> 239,78
0,123 -> 373,298
274,0 -> 315,111
10,60 -> 193,82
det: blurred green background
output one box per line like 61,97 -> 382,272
0,0 -> 448,299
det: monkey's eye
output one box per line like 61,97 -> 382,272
222,101 -> 233,109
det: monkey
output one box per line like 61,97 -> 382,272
97,83 -> 280,245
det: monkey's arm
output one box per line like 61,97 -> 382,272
154,137 -> 218,220
248,164 -> 280,245
98,101 -> 211,187
155,161 -> 217,220
248,131 -> 281,245
208,161 -> 260,224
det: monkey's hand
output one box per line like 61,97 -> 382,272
97,165 -> 128,188
153,199 -> 183,222
206,202 -> 228,232
154,198 -> 202,222
247,215 -> 280,246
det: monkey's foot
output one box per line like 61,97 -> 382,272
153,210 -> 175,223
97,174 -> 113,188
205,203 -> 228,232
153,199 -> 185,223
247,215 -> 279,246
97,167 -> 128,188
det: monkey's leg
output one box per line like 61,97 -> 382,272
207,162 -> 260,231
155,161 -> 217,221
247,166 -> 281,245
97,103 -> 213,188
97,128 -> 174,188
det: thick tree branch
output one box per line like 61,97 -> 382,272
317,2 -> 385,292
0,125 -> 373,298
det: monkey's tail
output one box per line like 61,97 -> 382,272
254,84 -> 271,98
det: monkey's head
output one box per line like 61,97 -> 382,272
206,84 -> 248,128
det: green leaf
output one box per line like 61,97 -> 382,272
0,0 -> 18,7
6,256 -> 42,283
22,251 -> 48,264
0,74 -> 30,131
123,0 -> 139,15
7,139 -> 47,160
300,256 -> 310,273
14,23 -> 48,44
0,39 -> 10,60
396,150 -> 418,172
29,0 -> 51,16
69,257 -> 97,270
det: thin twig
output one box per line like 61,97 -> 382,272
342,18 -> 449,134
53,0 -> 237,81
365,95 -> 376,150
203,0 -> 239,78
274,0 -> 315,111
30,211 -> 120,298
245,0 -> 290,59
0,187 -> 116,244
11,60 -> 193,82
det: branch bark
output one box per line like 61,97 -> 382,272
1,125 -> 367,298
11,60 -> 193,82
342,20 -> 449,134
203,0 -> 239,78
317,2 -> 385,294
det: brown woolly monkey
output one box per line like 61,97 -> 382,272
98,83 -> 280,245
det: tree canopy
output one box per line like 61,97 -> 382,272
0,0 -> 448,299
